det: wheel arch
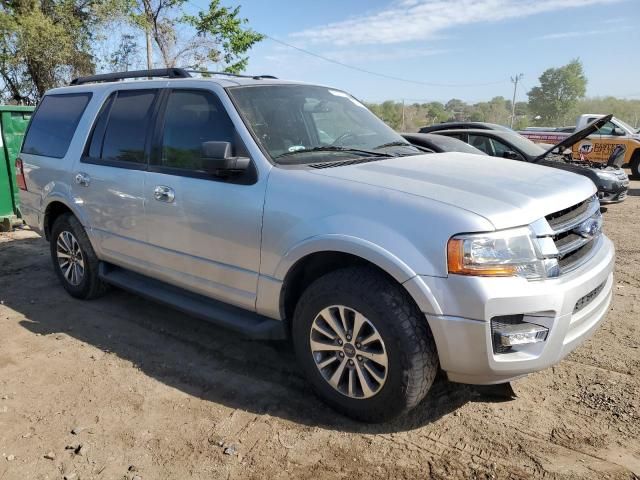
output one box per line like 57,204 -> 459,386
42,197 -> 89,241
275,237 -> 441,326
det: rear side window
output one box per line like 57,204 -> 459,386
84,89 -> 157,165
22,93 -> 91,158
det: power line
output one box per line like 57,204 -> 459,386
262,34 -> 509,88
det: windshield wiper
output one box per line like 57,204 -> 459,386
274,146 -> 392,160
374,140 -> 431,155
374,141 -> 414,150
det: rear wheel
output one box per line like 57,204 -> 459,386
292,267 -> 439,423
50,214 -> 108,299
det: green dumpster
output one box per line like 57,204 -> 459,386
0,105 -> 34,231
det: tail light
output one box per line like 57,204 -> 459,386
15,158 -> 27,191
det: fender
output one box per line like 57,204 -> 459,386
274,234 -> 420,283
255,234 -> 443,320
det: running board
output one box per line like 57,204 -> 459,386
98,263 -> 286,340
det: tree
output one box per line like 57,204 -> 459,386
0,0 -> 121,103
110,34 -> 138,72
128,0 -> 263,72
527,59 -> 587,125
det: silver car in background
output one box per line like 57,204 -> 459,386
16,69 -> 615,422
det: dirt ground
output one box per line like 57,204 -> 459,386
0,180 -> 638,480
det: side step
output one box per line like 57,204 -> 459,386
98,263 -> 286,340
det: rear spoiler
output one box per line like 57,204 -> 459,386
533,114 -> 613,162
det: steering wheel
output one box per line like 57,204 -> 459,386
331,131 -> 358,146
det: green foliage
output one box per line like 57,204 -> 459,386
527,59 -> 587,125
184,0 -> 264,74
123,0 -> 262,72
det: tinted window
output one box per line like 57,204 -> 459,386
101,90 -> 157,163
87,94 -> 115,159
158,90 -> 235,170
22,93 -> 91,158
468,134 -> 494,155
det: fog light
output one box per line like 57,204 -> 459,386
491,315 -> 549,354
495,324 -> 548,346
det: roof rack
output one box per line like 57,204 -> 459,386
185,70 -> 277,80
70,68 -> 192,86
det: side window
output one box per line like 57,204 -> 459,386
84,89 -> 157,165
22,93 -> 91,158
489,138 -> 515,158
468,134 -> 494,156
593,121 -> 616,136
157,90 -> 236,171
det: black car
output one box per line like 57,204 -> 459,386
406,115 -> 629,204
401,133 -> 487,155
419,121 -> 514,134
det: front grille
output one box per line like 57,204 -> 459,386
574,281 -> 606,314
544,196 -> 600,275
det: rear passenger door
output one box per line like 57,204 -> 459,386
143,88 -> 264,311
72,89 -> 159,267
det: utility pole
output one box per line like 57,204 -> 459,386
510,73 -> 523,128
145,27 -> 153,70
401,99 -> 406,131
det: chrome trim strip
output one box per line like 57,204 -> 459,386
549,198 -> 600,235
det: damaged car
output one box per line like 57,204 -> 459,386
405,115 -> 629,204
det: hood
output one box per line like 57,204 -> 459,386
309,153 -> 596,230
534,114 -> 613,161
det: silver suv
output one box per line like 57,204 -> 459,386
16,69 -> 615,422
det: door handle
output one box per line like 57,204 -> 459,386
153,185 -> 175,203
74,172 -> 90,187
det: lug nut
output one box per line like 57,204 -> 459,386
357,355 -> 363,362
355,343 -> 361,349
346,335 -> 352,341
348,359 -> 354,365
338,339 -> 343,345
339,352 -> 344,358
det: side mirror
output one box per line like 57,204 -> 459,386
201,141 -> 250,176
502,150 -> 520,160
612,127 -> 626,136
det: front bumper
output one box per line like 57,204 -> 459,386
598,186 -> 628,204
421,235 -> 615,384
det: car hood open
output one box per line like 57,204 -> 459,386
534,114 -> 613,161
309,153 -> 596,230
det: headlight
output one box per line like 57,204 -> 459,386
447,227 -> 558,280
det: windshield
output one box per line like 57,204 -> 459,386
227,85 -> 420,164
427,134 -> 487,154
501,132 -> 547,157
614,117 -> 636,134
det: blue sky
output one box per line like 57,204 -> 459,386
189,0 -> 639,103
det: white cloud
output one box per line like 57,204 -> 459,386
290,0 -> 621,46
536,25 -> 631,40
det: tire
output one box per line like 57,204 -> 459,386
50,213 -> 108,300
292,267 -> 439,423
630,152 -> 640,180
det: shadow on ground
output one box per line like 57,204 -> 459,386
4,233 -> 514,434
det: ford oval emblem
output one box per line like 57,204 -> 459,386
574,215 -> 603,239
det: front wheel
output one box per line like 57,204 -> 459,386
292,267 -> 439,423
630,152 -> 640,179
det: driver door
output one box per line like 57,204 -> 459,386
142,88 -> 265,311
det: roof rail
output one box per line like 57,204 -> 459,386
70,68 -> 192,86
185,70 -> 277,80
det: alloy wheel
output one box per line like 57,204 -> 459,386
56,231 -> 85,286
309,305 -> 388,399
